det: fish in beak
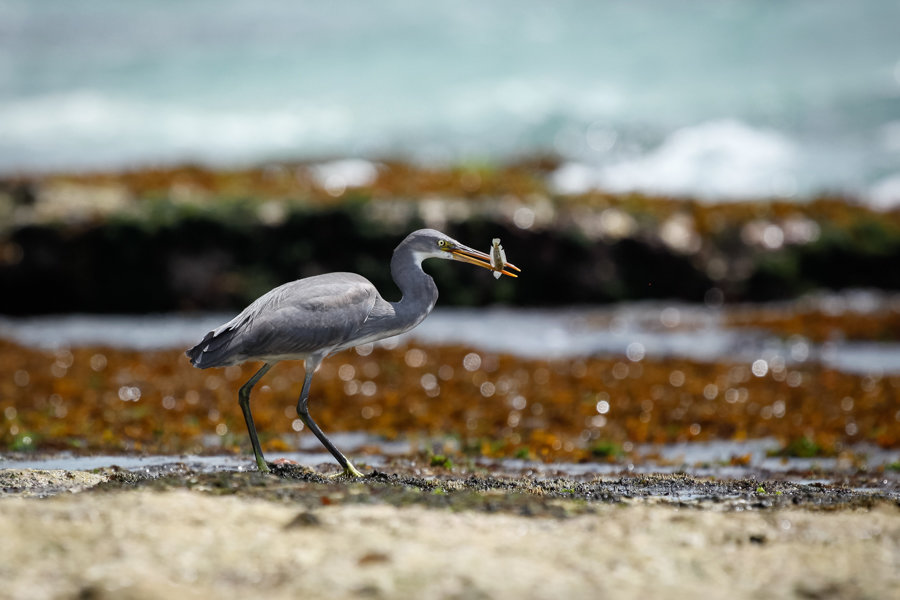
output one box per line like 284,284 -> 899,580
446,241 -> 521,278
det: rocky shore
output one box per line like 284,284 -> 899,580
1,464 -> 898,599
2,161 -> 899,314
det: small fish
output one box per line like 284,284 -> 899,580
490,238 -> 506,279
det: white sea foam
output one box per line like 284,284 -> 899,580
867,174 -> 900,210
552,120 -> 799,201
0,92 -> 354,172
309,159 -> 380,194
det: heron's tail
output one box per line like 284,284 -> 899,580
186,328 -> 237,369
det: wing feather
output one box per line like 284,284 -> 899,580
187,273 -> 378,367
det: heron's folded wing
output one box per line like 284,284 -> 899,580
233,274 -> 378,358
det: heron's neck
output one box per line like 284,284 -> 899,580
388,248 -> 439,332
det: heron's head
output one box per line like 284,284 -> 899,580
402,229 -> 520,277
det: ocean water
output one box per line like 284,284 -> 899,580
1,0 -> 899,203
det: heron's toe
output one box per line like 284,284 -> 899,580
328,464 -> 364,479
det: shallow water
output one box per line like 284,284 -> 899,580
2,303 -> 899,374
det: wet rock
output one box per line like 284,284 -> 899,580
0,469 -> 107,497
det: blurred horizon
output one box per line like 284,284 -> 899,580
2,0 -> 899,204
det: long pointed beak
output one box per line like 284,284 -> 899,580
448,244 -> 521,278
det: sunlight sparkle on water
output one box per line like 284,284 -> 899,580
13,370 -> 29,386
463,352 -> 482,372
513,207 -> 534,229
404,348 -> 427,368
338,364 -> 355,381
660,307 -> 681,328
626,342 -> 645,362
89,353 -> 107,371
118,386 -> 141,402
752,359 -> 769,377
420,373 -> 438,391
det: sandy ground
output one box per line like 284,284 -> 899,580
1,468 -> 899,600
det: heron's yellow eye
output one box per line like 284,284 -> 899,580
438,240 -> 447,248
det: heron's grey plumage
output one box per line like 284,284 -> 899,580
187,273 -> 379,368
187,230 -> 443,369
185,228 -> 511,475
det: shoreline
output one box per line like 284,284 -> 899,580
1,464 -> 898,599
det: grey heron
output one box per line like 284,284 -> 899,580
186,228 -> 520,476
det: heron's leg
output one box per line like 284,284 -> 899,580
296,363 -> 364,477
238,363 -> 273,473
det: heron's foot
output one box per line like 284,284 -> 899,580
328,462 -> 364,478
254,455 -> 271,473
